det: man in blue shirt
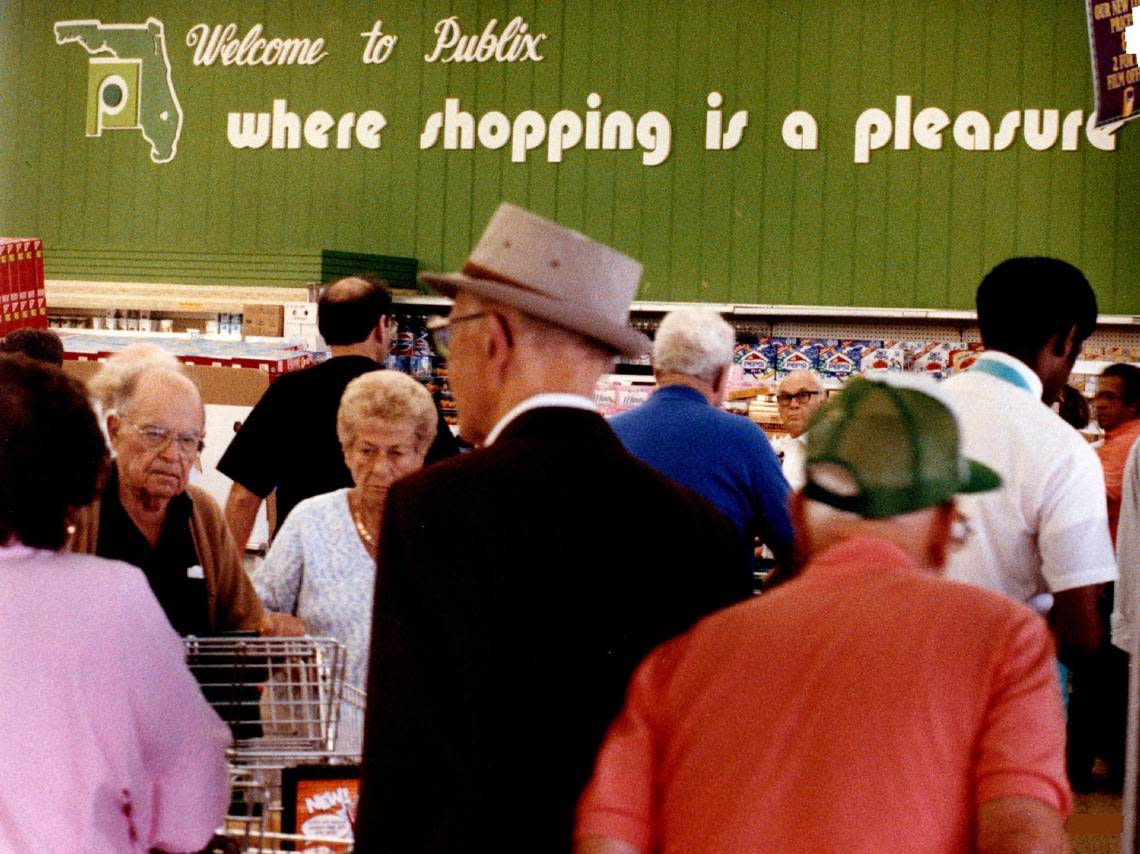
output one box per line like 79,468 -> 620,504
611,307 -> 794,577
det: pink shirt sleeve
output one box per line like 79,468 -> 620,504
973,609 -> 1072,816
575,640 -> 684,851
119,571 -> 232,852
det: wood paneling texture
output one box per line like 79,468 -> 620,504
1,0 -> 1136,310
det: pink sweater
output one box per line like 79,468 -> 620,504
0,542 -> 231,853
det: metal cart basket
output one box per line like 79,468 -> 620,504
184,636 -> 364,853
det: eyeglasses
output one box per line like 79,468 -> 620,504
776,390 -> 821,406
122,416 -> 205,458
426,312 -> 487,359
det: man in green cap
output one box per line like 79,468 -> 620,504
574,374 -> 1071,854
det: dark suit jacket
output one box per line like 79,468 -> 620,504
356,407 -> 752,853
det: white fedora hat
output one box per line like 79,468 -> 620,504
419,203 -> 651,356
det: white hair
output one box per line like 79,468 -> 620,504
337,370 -> 439,454
88,345 -> 187,411
652,307 -> 734,383
802,496 -> 943,556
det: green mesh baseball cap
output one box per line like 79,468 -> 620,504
803,374 -> 1001,519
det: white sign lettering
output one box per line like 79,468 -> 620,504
424,16 -> 545,63
186,23 -> 327,67
227,99 -> 385,150
361,20 -> 397,64
419,93 -> 670,165
852,95 -> 1123,163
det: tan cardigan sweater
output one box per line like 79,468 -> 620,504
70,483 -> 264,633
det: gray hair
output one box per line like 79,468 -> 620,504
337,370 -> 438,454
88,345 -> 186,411
652,307 -> 734,383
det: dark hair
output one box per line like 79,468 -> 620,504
0,327 -> 64,366
317,276 -> 393,345
1057,385 -> 1090,430
0,356 -> 108,549
975,258 -> 1098,360
1102,363 -> 1140,408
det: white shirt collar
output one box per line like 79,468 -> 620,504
975,350 -> 1044,399
483,393 -> 597,447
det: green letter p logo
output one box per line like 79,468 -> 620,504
86,58 -> 140,136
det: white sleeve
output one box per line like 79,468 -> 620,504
121,572 -> 231,852
251,508 -> 306,614
1038,441 -> 1117,594
1113,444 -> 1140,652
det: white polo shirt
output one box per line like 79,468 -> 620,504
942,351 -> 1117,604
772,434 -> 808,491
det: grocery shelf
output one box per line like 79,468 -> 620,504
45,280 -> 1140,328
45,280 -> 312,313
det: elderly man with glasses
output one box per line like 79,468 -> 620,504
69,363 -> 263,637
772,369 -> 825,490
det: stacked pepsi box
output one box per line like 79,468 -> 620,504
732,336 -> 986,386
0,238 -> 48,337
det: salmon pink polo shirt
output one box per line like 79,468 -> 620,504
1098,417 -> 1140,545
575,536 -> 1070,854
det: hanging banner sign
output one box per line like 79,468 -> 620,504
1087,0 -> 1140,126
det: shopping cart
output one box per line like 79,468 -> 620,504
184,636 -> 365,853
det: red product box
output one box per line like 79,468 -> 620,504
30,239 -> 46,327
0,238 -> 47,331
0,242 -> 13,337
13,241 -> 30,324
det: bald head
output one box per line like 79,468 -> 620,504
777,371 -> 824,437
318,275 -> 393,347
121,367 -> 204,424
326,276 -> 376,301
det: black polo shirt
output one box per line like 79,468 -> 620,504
217,355 -> 458,528
96,468 -> 210,637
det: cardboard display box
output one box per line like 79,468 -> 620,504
242,303 -> 284,338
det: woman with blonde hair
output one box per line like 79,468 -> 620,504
253,370 -> 438,698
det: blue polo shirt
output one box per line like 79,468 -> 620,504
610,385 -> 794,561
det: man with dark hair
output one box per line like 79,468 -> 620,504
941,258 -> 1116,695
218,276 -> 457,549
1066,363 -> 1140,790
0,327 -> 64,366
973,256 -> 1100,404
1096,363 -> 1140,544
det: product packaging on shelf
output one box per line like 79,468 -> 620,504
774,337 -> 819,378
0,237 -> 47,335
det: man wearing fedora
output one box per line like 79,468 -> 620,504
354,203 -> 752,851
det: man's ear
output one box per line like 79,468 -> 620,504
789,492 -> 809,560
483,310 -> 515,380
926,501 -> 955,571
106,412 -> 122,445
711,366 -> 729,400
374,314 -> 392,347
1051,323 -> 1079,360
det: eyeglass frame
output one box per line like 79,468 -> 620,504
119,415 -> 205,458
776,389 -> 822,406
427,312 -> 488,359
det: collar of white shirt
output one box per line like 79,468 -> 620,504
973,350 -> 1044,399
483,393 -> 597,447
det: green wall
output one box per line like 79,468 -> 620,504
2,0 -> 1137,311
